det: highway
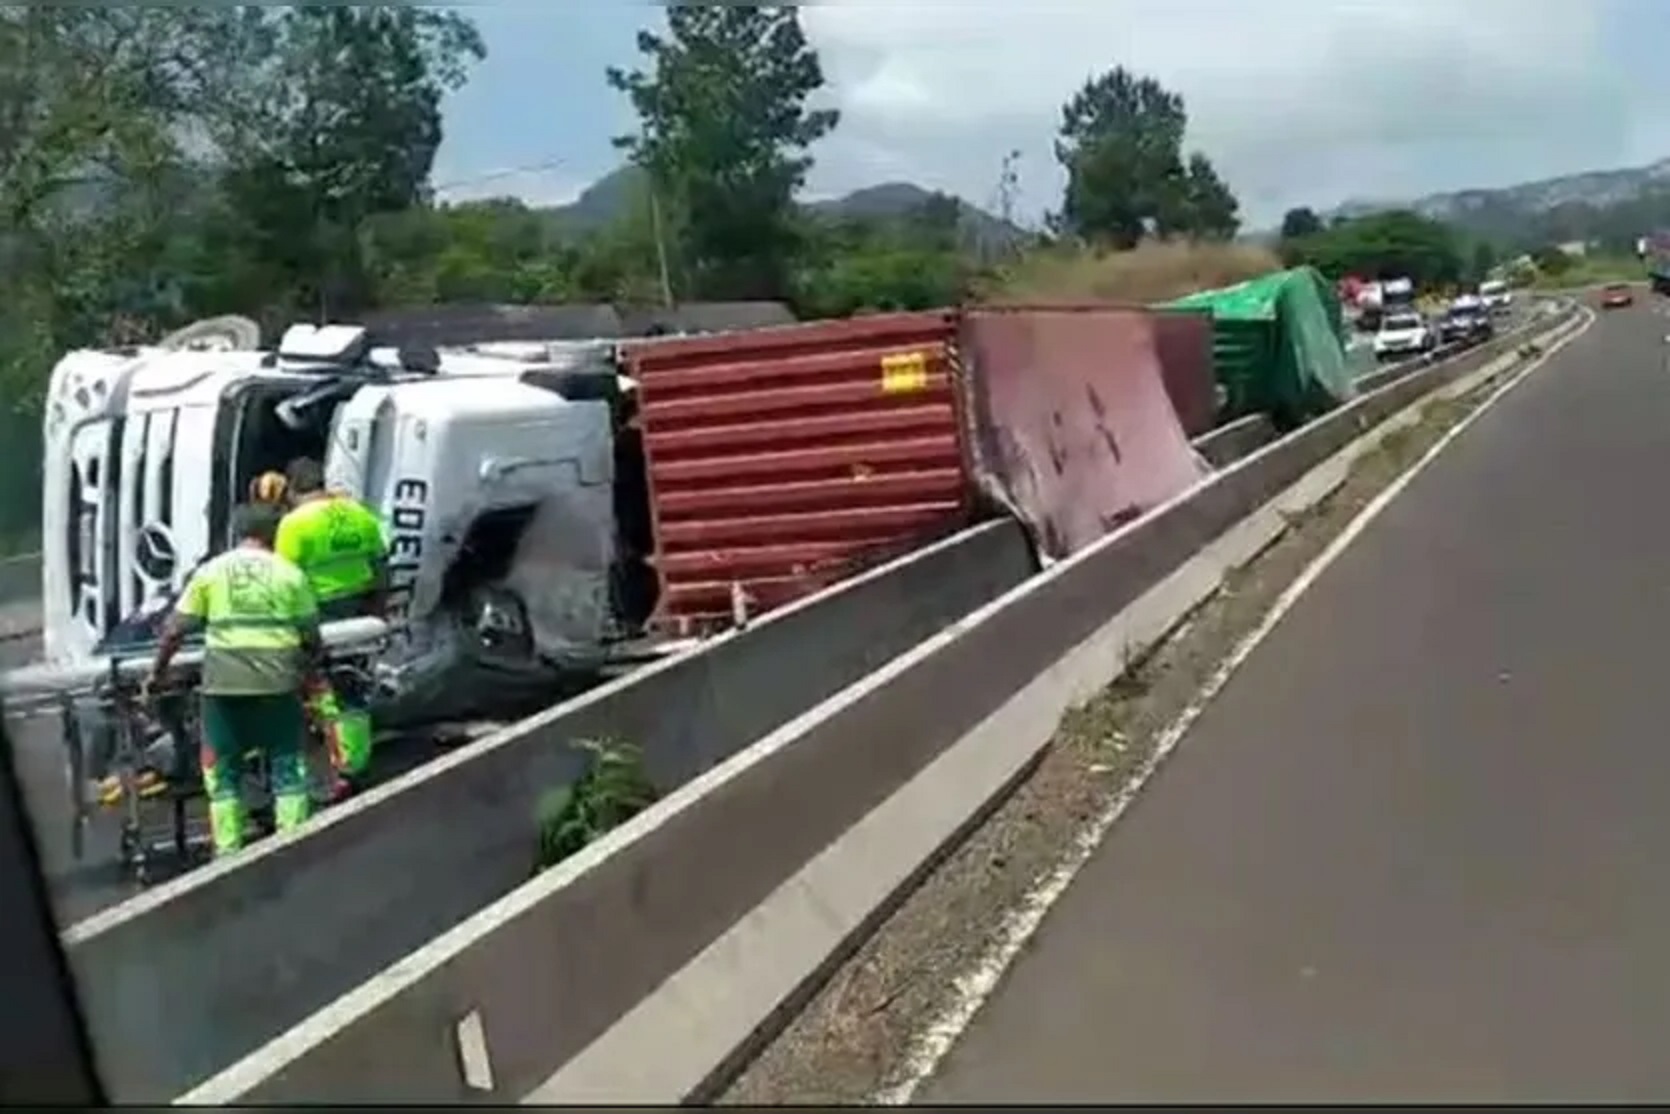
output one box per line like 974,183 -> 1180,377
915,298 -> 1670,1102
0,292 -> 1607,1103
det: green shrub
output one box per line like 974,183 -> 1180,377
534,737 -> 658,873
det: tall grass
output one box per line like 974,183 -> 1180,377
978,240 -> 1282,305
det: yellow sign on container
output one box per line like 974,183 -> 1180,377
880,351 -> 929,393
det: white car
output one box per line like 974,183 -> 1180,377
1478,280 -> 1513,315
1372,311 -> 1434,361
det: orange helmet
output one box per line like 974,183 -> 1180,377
248,471 -> 290,506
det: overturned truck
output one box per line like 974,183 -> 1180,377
28,305 -> 1219,736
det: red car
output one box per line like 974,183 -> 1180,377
1600,282 -> 1634,308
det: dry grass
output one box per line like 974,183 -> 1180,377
978,240 -> 1283,305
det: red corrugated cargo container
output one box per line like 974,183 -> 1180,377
621,312 -> 971,633
1149,308 -> 1219,437
621,303 -> 1215,634
960,306 -> 1208,559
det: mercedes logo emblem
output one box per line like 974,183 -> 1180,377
135,523 -> 177,582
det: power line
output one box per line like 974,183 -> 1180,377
431,157 -> 568,194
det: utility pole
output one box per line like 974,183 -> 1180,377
982,149 -> 1023,265
648,186 -> 675,309
996,149 -> 1021,228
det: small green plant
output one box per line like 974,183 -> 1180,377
534,737 -> 659,873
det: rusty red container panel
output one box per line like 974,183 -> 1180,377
1150,308 -> 1219,437
960,306 -> 1208,560
621,311 -> 972,632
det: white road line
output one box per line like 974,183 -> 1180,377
873,306 -> 1596,1106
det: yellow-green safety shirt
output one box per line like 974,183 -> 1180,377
175,548 -> 318,696
275,494 -> 388,605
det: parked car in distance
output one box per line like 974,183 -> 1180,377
1599,282 -> 1634,309
1372,310 -> 1434,362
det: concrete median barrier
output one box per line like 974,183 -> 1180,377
0,553 -> 43,654
182,304 -> 1579,1104
1193,414 -> 1276,468
0,552 -> 40,607
62,517 -> 1038,1102
0,613 -> 40,665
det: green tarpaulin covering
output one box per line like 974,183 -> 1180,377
1168,266 -> 1353,429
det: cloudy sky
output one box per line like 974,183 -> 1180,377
433,1 -> 1670,228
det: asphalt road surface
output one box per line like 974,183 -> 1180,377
919,299 -> 1670,1103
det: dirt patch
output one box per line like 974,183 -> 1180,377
717,362 -> 1523,1105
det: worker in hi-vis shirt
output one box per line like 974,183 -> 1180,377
274,458 -> 386,797
146,503 -> 321,856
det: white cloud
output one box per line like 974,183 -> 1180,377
800,0 -> 1652,226
434,164 -> 589,209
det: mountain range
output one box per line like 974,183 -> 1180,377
1335,158 -> 1670,222
535,164 -> 1027,250
546,156 -> 1670,254
1328,157 -> 1670,247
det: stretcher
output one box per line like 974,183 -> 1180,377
1,618 -> 389,886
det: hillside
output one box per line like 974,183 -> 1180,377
1328,157 -> 1670,250
1336,158 -> 1670,222
535,165 -> 1027,250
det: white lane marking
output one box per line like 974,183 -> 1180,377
873,307 -> 1596,1106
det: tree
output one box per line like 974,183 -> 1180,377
1530,244 -> 1574,276
0,7 -> 254,231
915,192 -> 964,253
793,202 -> 975,318
608,6 -> 838,300
1469,239 -> 1499,284
0,8 -> 262,403
1283,210 -> 1464,288
1055,68 -> 1182,248
1280,207 -> 1323,240
1168,153 -> 1240,241
1053,66 -> 1240,248
360,199 -> 588,306
210,5 -> 485,318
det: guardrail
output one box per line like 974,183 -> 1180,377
0,551 -> 39,620
0,552 -> 41,650
180,304 -> 1580,1103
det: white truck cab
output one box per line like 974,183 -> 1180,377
40,320 -> 640,725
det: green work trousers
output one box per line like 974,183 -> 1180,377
199,692 -> 310,857
309,590 -> 379,785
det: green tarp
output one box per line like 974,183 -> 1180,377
1167,266 -> 1353,429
